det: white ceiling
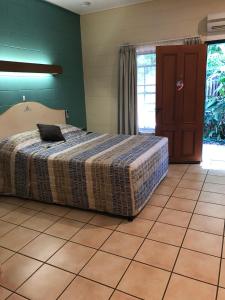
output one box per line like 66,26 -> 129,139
45,0 -> 151,15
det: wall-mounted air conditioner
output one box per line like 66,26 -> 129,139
207,12 -> 225,33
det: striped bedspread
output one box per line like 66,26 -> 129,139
0,125 -> 168,217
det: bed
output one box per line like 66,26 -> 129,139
0,102 -> 168,218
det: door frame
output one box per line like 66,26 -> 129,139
206,39 -> 225,45
203,39 -> 225,156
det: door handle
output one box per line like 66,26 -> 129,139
176,80 -> 184,91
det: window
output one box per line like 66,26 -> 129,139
137,53 -> 156,133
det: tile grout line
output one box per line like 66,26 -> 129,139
12,213 -> 99,298
1,165 -> 225,298
140,206 -> 225,221
107,166 -> 189,299
162,165 -> 211,299
0,167 -> 185,299
57,180 -> 177,300
215,215 -> 225,300
1,229 -> 223,292
55,216 -> 127,299
56,210 -> 158,300
1,202 -> 225,244
1,231 -> 224,285
0,210 -> 96,298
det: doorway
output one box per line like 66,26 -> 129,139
203,41 -> 225,167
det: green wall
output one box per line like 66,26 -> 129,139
0,0 -> 86,127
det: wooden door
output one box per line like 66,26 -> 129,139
156,45 -> 207,163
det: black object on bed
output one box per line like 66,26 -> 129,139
37,124 -> 65,142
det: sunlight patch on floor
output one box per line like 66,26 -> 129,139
201,143 -> 225,170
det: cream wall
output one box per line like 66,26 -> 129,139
81,0 -> 225,133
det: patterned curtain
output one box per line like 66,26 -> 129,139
118,46 -> 137,135
184,36 -> 202,45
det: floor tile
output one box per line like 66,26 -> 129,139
117,218 -> 154,237
223,240 -> 225,258
183,173 -> 206,182
0,227 -> 39,251
0,286 -> 12,299
172,187 -> 200,200
206,175 -> 225,185
80,251 -> 130,288
167,170 -> 183,179
0,253 -> 42,291
58,276 -> 113,300
18,264 -> 74,300
48,242 -> 96,273
138,205 -> 162,221
22,212 -> 59,232
118,261 -> 170,299
174,248 -> 220,284
2,164 -> 225,300
71,224 -> 112,249
164,274 -> 216,300
42,204 -> 71,217
111,291 -> 138,300
89,214 -> 122,230
22,200 -> 48,211
199,191 -> 225,205
148,194 -> 169,207
135,239 -> 179,271
0,197 -> 25,206
195,202 -> 225,219
169,164 -> 188,172
101,231 -> 143,259
0,247 -> 14,264
45,218 -> 84,240
65,209 -> 95,223
218,288 -> 225,300
187,165 -> 208,174
161,177 -> 180,187
220,259 -> 225,287
7,294 -> 27,300
166,197 -> 196,212
154,184 -> 174,196
189,214 -> 224,235
0,220 -> 16,237
1,207 -> 37,225
19,233 -> 65,261
158,208 -> 191,227
0,202 -> 19,217
183,229 -> 222,257
148,222 -> 186,246
178,179 -> 203,190
209,169 -> 225,176
203,183 -> 225,194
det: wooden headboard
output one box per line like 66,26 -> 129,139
0,102 -> 66,139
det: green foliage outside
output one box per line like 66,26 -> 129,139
204,43 -> 225,144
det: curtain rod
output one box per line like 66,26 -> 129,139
119,35 -> 201,47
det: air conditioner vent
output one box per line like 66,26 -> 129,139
212,25 -> 225,31
207,13 -> 225,33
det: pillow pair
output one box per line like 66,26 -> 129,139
37,124 -> 65,142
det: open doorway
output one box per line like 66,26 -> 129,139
203,41 -> 225,167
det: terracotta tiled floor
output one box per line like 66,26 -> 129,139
1,164 -> 225,299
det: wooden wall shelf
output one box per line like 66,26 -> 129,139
0,60 -> 63,75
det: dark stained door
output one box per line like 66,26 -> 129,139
156,45 -> 207,163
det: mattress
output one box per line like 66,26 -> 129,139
0,125 -> 168,217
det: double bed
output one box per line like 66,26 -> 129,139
0,102 -> 168,218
